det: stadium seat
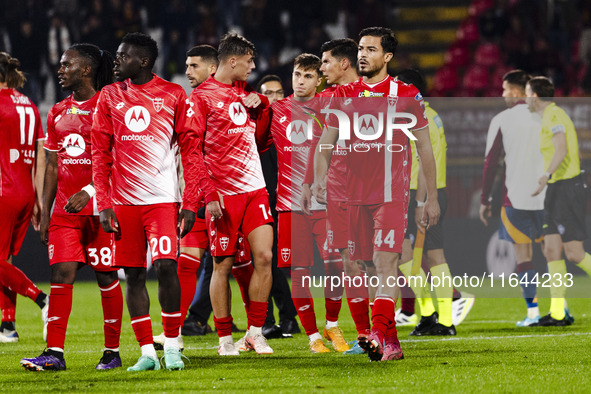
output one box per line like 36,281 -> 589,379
432,66 -> 460,95
444,43 -> 471,68
456,18 -> 480,44
474,42 -> 501,67
468,0 -> 494,17
463,64 -> 490,92
490,64 -> 512,86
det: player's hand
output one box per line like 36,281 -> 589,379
39,213 -> 51,246
301,184 -> 313,216
178,209 -> 196,238
479,203 -> 492,226
207,192 -> 225,219
312,176 -> 327,205
421,197 -> 440,230
415,204 -> 426,233
243,92 -> 262,108
532,174 -> 549,196
31,202 -> 42,232
99,208 -> 119,233
64,190 -> 91,214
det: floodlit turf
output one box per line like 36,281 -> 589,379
2,278 -> 591,392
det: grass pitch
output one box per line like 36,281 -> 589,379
2,279 -> 590,393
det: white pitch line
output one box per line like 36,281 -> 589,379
401,331 -> 591,343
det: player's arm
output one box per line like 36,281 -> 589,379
40,150 -> 58,245
532,130 -> 567,196
32,139 -> 46,232
313,126 -> 338,204
301,121 -> 322,215
255,105 -> 273,153
480,117 -> 503,226
186,94 -> 223,219
414,125 -> 440,228
175,92 -> 198,237
91,90 -> 118,233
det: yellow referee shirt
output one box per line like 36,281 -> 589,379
540,102 -> 580,183
410,102 -> 447,190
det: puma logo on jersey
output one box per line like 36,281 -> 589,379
125,106 -> 151,133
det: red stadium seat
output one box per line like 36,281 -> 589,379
457,18 -> 480,44
463,65 -> 490,91
468,0 -> 494,17
490,64 -> 512,86
432,66 -> 460,94
474,42 -> 501,67
444,43 -> 471,68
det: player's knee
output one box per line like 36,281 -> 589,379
343,259 -> 360,275
50,269 -> 76,285
254,249 -> 273,267
564,247 -> 584,263
543,245 -> 561,261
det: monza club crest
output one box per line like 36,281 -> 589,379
220,237 -> 229,251
281,248 -> 290,262
152,97 -> 164,112
348,241 -> 355,256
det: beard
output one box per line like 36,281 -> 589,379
357,63 -> 380,79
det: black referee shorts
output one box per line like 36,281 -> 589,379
404,188 -> 448,251
543,173 -> 587,242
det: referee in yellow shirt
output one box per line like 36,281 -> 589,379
526,76 -> 591,326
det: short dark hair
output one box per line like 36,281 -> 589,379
527,76 -> 554,100
218,32 -> 256,62
320,38 -> 358,67
359,27 -> 398,55
503,69 -> 531,90
396,69 -> 426,95
70,43 -> 114,90
294,53 -> 321,76
121,32 -> 158,68
256,74 -> 282,93
186,45 -> 219,67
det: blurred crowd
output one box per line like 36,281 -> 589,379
0,0 -> 398,105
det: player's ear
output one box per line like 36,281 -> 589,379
340,57 -> 349,70
140,56 -> 150,68
81,64 -> 92,78
384,52 -> 393,63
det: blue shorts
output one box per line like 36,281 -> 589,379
498,206 -> 543,244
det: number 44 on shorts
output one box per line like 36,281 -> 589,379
374,229 -> 395,248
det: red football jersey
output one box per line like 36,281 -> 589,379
269,94 -> 325,212
0,89 -> 44,197
328,76 -> 428,205
45,94 -> 98,216
92,74 -> 199,212
322,85 -> 348,202
187,76 -> 269,202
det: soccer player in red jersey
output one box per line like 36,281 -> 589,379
312,38 -> 374,355
0,52 -> 49,344
153,45 -> 254,351
261,54 -> 347,353
92,33 -> 199,371
188,33 -> 274,355
20,44 -> 124,371
314,27 -> 440,361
